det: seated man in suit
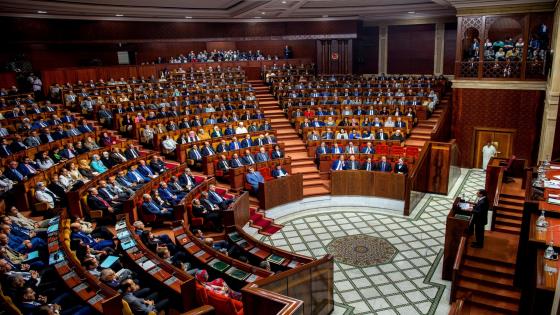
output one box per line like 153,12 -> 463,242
376,128 -> 389,140
271,145 -> 284,160
345,142 -> 359,154
315,142 -> 329,158
116,170 -> 139,191
158,182 -> 184,205
242,149 -> 257,165
34,182 -> 60,209
240,134 -> 253,148
229,153 -> 245,168
362,142 -> 375,154
178,168 -> 198,190
255,147 -> 270,162
86,187 -> 117,215
377,156 -> 392,172
5,161 -> 27,183
264,132 -> 276,144
126,165 -> 150,186
229,136 -> 241,151
200,142 -> 216,157
207,184 -> 234,210
272,164 -> 289,178
137,160 -> 158,179
216,155 -> 231,174
394,157 -> 409,174
97,180 -> 126,210
361,157 -> 375,171
395,117 -> 407,129
390,129 -> 405,141
70,221 -> 114,251
168,176 -> 187,195
124,144 -> 141,159
149,156 -> 167,174
322,128 -> 335,140
331,155 -> 347,171
331,143 -> 343,154
188,145 -> 204,165
120,278 -> 170,315
308,130 -> 321,141
191,198 -> 222,232
141,193 -> 174,219
346,155 -> 360,170
216,140 -> 228,153
211,126 -> 223,138
245,167 -> 265,193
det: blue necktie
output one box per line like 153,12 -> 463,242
13,169 -> 23,180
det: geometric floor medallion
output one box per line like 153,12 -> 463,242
326,234 -> 398,267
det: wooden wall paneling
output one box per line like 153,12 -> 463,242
387,24 -> 435,74
0,72 -> 17,88
452,88 -> 545,167
444,23 -> 458,75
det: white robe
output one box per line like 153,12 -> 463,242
482,145 -> 497,170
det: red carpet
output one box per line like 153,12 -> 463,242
248,207 -> 284,236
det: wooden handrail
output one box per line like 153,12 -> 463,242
451,236 -> 468,301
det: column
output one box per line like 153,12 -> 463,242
538,6 -> 560,161
378,25 -> 388,74
434,23 -> 445,75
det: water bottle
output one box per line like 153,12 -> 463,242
545,242 -> 556,260
536,211 -> 549,228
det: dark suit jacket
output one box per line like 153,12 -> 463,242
87,194 -> 110,211
472,197 -> 489,225
394,163 -> 408,174
376,161 -> 392,172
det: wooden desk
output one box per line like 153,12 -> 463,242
330,170 -> 406,200
258,174 -> 303,210
442,197 -> 473,280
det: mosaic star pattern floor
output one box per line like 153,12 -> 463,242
258,169 -> 486,315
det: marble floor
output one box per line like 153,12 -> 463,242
244,168 -> 486,315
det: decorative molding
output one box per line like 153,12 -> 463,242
363,17 -> 456,26
10,33 -> 358,45
452,79 -> 547,90
455,2 -> 555,16
378,26 -> 388,74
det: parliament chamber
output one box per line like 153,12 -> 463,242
1,1 -> 560,314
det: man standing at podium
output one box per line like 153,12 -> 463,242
471,189 -> 489,248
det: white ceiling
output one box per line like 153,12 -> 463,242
0,0 -> 554,22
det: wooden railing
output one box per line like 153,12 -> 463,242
450,236 -> 469,302
242,254 -> 334,315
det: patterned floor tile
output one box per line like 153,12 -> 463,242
258,169 -> 485,314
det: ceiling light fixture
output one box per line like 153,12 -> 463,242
281,0 -> 287,3
408,11 -> 415,14
261,12 -> 266,15
254,16 -> 262,19
37,10 -> 47,14
115,14 -> 124,17
185,16 -> 192,19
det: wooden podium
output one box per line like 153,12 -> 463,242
442,197 -> 473,280
258,174 -> 303,210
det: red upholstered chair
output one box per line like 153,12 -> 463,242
194,176 -> 205,184
195,283 -> 208,306
214,160 -> 224,178
258,167 -> 274,181
188,203 -> 204,228
375,144 -> 389,155
390,145 -> 405,156
206,290 -> 244,315
405,146 -> 419,158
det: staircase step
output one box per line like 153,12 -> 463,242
494,224 -> 521,234
496,203 -> 524,211
459,269 -> 515,287
500,193 -> 525,201
498,197 -> 525,206
303,186 -> 330,197
494,217 -> 522,227
463,258 -> 516,276
303,179 -> 328,188
494,208 -> 523,220
455,289 -> 519,314
292,166 -> 321,174
456,279 -> 520,301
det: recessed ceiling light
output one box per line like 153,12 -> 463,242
254,16 -> 262,19
185,16 -> 192,19
408,11 -> 415,14
37,10 -> 47,14
281,0 -> 287,3
115,14 -> 124,17
261,11 -> 266,15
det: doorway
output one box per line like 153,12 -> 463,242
473,127 -> 516,168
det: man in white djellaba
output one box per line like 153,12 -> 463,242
481,140 -> 497,171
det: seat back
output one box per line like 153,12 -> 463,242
206,290 -> 243,315
258,167 -> 273,181
375,144 -> 388,155
405,146 -> 419,158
